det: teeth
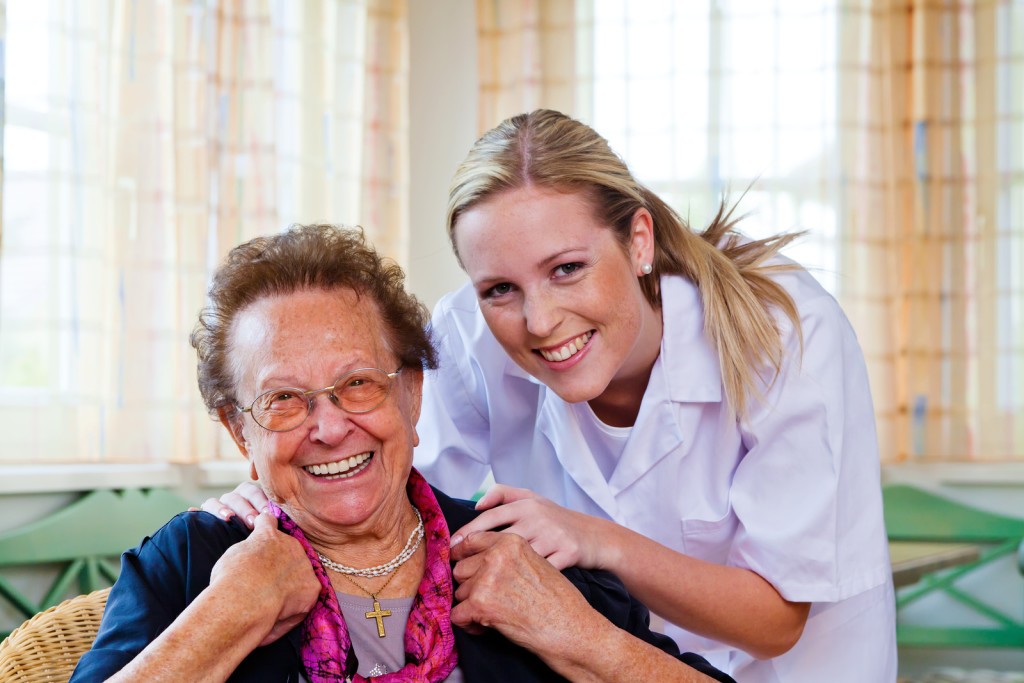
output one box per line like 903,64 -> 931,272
304,452 -> 372,479
539,331 -> 593,362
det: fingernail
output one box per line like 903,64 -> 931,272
219,509 -> 233,520
450,534 -> 463,547
246,515 -> 256,527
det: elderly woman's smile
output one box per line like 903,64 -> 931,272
302,452 -> 374,478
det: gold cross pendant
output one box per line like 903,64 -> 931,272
365,598 -> 392,638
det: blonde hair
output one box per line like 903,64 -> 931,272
447,109 -> 802,418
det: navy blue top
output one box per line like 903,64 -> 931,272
71,488 -> 734,682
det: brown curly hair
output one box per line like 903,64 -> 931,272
190,224 -> 437,414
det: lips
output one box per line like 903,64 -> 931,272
538,331 -> 593,362
303,452 -> 373,479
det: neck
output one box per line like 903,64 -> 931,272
315,503 -> 425,600
588,301 -> 663,427
588,374 -> 649,426
307,500 -> 421,570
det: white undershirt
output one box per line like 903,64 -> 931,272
572,400 -> 632,481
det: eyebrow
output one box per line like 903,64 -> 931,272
473,247 -> 585,286
253,360 -> 376,390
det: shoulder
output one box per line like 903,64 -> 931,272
756,251 -> 851,329
559,566 -> 633,615
430,282 -> 488,348
429,489 -> 636,615
675,250 -> 859,358
430,283 -> 523,376
70,513 -> 255,682
431,487 -> 479,529
128,511 -> 252,577
151,510 -> 251,550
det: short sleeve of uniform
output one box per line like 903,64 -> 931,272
728,284 -> 890,603
414,286 -> 497,498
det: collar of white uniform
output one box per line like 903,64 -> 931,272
658,274 -> 723,403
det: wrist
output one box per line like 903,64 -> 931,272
539,612 -> 632,683
590,516 -> 625,573
207,575 -> 283,637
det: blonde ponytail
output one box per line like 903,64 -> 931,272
669,200 -> 803,417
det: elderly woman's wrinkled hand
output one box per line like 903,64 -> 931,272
209,512 -> 320,646
450,530 -> 596,656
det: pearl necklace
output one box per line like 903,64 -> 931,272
316,507 -> 424,578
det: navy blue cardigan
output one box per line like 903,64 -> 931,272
71,488 -> 733,682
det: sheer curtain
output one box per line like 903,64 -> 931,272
841,0 -> 1023,461
475,0 -> 582,129
476,0 -> 1023,462
0,0 -> 409,463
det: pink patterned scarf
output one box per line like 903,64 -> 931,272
267,468 -> 458,682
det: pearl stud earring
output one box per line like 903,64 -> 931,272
641,263 -> 653,275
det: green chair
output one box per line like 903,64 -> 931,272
883,483 -> 1024,648
0,488 -> 189,640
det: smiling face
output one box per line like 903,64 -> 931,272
222,287 -> 422,540
453,185 -> 663,423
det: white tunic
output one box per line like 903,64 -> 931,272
414,269 -> 897,683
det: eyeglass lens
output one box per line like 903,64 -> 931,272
250,368 -> 393,431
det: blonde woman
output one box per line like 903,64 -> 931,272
209,110 -> 896,682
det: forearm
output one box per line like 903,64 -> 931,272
594,518 -> 808,659
106,586 -> 270,682
534,610 -> 718,683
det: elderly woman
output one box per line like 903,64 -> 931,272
70,225 -> 731,682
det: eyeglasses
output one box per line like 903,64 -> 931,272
237,367 -> 402,432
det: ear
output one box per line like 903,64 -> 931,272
401,368 -> 424,440
628,208 -> 655,275
217,406 -> 249,457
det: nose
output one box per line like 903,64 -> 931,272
522,288 -> 560,339
306,391 -> 355,444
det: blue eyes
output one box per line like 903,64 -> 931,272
483,282 -> 514,299
480,262 -> 586,300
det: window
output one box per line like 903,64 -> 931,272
590,0 -> 840,293
0,0 -> 409,463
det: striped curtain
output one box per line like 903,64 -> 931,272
841,0 -> 1024,461
475,0 -> 582,130
0,0 -> 409,463
478,0 -> 1023,462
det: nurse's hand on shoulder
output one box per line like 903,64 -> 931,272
450,531 -> 719,683
196,481 -> 269,529
209,512 -> 321,646
452,485 -> 612,571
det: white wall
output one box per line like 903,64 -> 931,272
406,0 -> 476,310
